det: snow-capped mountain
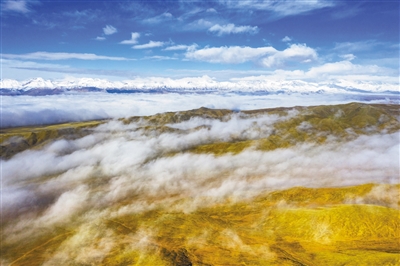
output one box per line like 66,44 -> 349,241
1,76 -> 398,95
20,77 -> 56,90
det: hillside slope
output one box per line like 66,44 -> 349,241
1,102 -> 399,265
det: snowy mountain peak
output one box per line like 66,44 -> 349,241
22,77 -> 55,90
0,76 -> 398,95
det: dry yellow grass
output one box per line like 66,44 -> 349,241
2,103 -> 399,265
2,184 -> 399,265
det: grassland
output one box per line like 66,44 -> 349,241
2,184 -> 399,265
1,102 -> 399,265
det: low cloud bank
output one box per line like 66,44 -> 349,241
2,107 -> 399,266
2,92 -> 398,127
3,112 -> 399,235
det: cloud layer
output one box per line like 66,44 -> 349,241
2,52 -> 130,61
3,110 -> 398,233
185,44 -> 317,67
208,23 -> 259,36
220,0 -> 335,16
2,101 -> 399,264
2,92 -> 396,127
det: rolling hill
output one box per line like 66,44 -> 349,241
1,102 -> 399,265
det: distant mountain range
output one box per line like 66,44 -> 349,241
1,76 -> 398,95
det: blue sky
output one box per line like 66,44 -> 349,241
1,0 -> 399,82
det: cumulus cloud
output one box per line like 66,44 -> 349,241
306,60 -> 382,77
185,44 -> 317,67
269,62 -> 398,86
208,23 -> 259,36
95,36 -> 106,41
120,32 -> 140,44
261,44 -> 318,67
103,25 -> 117,35
282,36 -> 292,42
132,41 -> 164,49
185,46 -> 276,64
2,52 -> 130,61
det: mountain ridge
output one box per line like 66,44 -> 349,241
1,77 -> 399,95
2,102 -> 399,160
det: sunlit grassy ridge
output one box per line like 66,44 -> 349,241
1,102 -> 399,265
0,120 -> 105,159
187,103 -> 400,155
2,103 -> 399,158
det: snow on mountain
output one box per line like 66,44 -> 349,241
1,76 -> 398,94
1,79 -> 21,89
21,77 -> 55,90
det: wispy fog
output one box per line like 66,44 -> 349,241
2,112 -> 399,246
2,106 -> 399,266
2,92 -> 398,127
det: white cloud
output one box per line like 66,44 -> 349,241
95,36 -> 106,41
2,52 -> 130,61
208,23 -> 259,36
143,12 -> 174,24
120,32 -> 140,45
177,8 -> 203,21
1,90 -> 396,128
268,61 -> 398,85
185,46 -> 276,64
333,40 -> 381,53
331,5 -> 362,19
340,54 -> 356,61
132,41 -> 164,49
306,60 -> 380,77
282,36 -> 292,42
2,112 -> 399,227
220,0 -> 335,16
103,25 -> 117,35
185,44 -> 317,67
143,55 -> 177,60
2,0 -> 30,13
261,44 -> 318,67
2,100 -> 398,262
185,19 -> 214,31
164,44 -> 198,51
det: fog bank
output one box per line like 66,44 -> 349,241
2,92 -> 398,127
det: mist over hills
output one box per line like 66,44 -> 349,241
2,0 -> 398,263
1,102 -> 399,265
1,76 -> 398,95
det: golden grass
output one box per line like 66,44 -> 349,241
0,120 -> 105,159
2,184 -> 399,265
2,103 -> 399,158
2,103 -> 399,265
